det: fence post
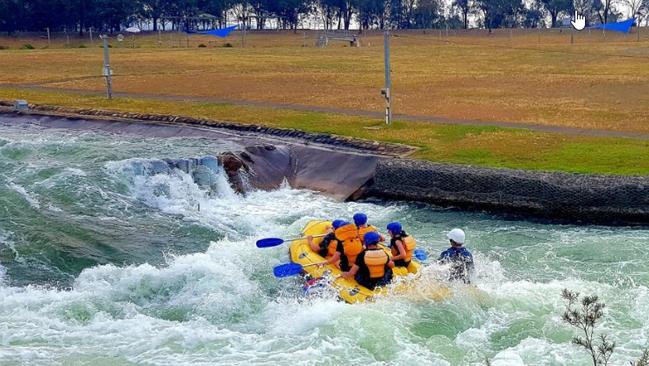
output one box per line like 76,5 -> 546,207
101,35 -> 113,100
382,30 -> 392,125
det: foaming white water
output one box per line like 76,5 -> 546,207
103,157 -> 392,241
1,127 -> 649,366
7,182 -> 40,209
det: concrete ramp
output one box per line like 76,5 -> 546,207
239,145 -> 378,200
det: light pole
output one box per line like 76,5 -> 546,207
381,30 -> 392,125
101,35 -> 113,100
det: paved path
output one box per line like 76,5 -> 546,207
3,83 -> 648,140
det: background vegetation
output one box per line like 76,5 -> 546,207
1,0 -> 648,35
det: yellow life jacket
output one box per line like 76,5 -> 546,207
357,225 -> 378,243
391,235 -> 417,262
402,236 -> 416,262
364,249 -> 389,279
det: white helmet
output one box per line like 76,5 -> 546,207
447,228 -> 465,244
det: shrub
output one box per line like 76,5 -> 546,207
0,45 -> 8,50
560,289 -> 649,366
198,43 -> 207,48
223,42 -> 233,48
21,44 -> 35,50
562,289 -> 614,366
78,44 -> 87,48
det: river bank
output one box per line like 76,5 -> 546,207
2,107 -> 648,225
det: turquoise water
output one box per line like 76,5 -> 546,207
1,122 -> 648,365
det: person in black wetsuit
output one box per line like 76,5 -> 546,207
341,232 -> 394,290
386,221 -> 417,269
438,228 -> 474,284
307,219 -> 345,258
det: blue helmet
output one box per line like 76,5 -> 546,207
387,222 -> 402,234
331,219 -> 346,229
353,213 -> 368,226
363,231 -> 381,245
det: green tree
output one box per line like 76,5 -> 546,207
453,0 -> 472,28
357,0 -> 385,29
414,0 -> 443,28
137,0 -> 173,31
475,0 -> 524,30
540,0 -> 572,27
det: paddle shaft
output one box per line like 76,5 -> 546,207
285,233 -> 328,242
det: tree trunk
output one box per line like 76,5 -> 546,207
153,16 -> 158,32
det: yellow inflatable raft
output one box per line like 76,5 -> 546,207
289,220 -> 454,303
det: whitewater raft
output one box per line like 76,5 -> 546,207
289,220 -> 455,303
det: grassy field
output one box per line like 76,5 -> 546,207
1,29 -> 649,175
1,87 -> 648,175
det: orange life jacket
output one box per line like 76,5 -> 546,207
357,225 -> 378,244
335,224 -> 364,266
342,237 -> 363,265
391,234 -> 416,262
364,248 -> 389,279
335,223 -> 360,241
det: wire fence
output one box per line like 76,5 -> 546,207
2,27 -> 648,51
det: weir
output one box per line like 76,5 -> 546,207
1,110 -> 648,224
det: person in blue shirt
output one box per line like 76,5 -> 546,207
438,228 -> 474,284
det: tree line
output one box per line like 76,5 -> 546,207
1,0 -> 647,34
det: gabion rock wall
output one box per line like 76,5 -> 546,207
365,159 -> 649,224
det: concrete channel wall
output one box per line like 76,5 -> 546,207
2,106 -> 648,225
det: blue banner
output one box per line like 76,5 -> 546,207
198,26 -> 238,38
592,18 -> 636,33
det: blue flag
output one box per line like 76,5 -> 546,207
592,18 -> 636,33
198,26 -> 238,38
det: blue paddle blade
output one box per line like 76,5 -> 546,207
256,238 -> 285,248
414,248 -> 428,261
273,263 -> 304,278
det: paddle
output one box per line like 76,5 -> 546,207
273,262 -> 320,278
414,248 -> 428,261
256,234 -> 328,248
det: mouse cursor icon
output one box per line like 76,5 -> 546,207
571,11 -> 586,31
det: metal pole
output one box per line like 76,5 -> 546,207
46,27 -> 51,47
383,30 -> 392,125
242,17 -> 247,48
102,36 -> 113,100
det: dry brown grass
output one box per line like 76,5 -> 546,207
1,29 -> 649,133
1,87 -> 648,175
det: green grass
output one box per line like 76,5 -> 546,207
1,87 -> 648,176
